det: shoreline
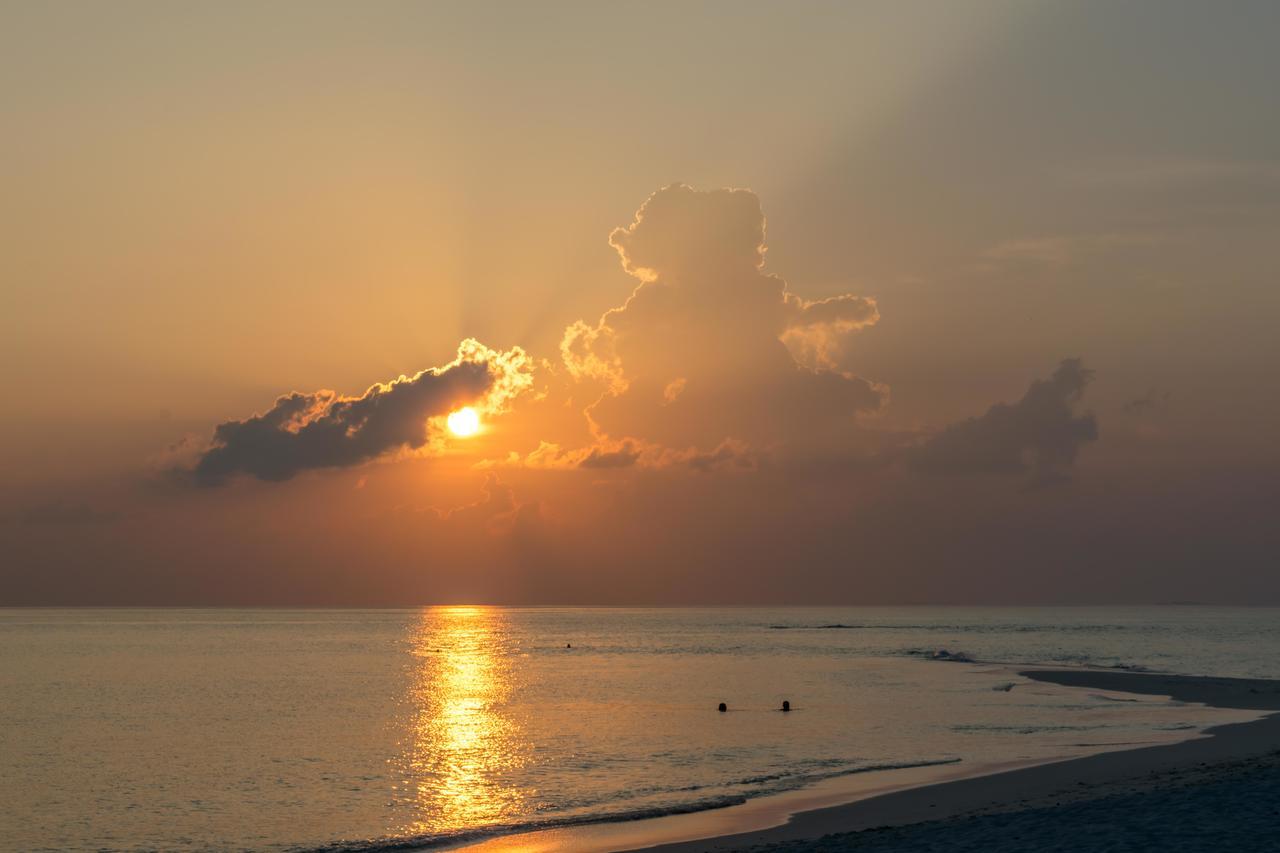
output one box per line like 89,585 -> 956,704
627,669 -> 1280,852
452,668 -> 1280,852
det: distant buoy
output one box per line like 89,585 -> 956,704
718,702 -> 727,712
781,700 -> 791,712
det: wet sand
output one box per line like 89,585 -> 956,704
627,669 -> 1280,852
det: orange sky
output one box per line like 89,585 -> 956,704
3,1 -> 1279,604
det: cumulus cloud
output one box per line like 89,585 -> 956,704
780,293 -> 881,370
910,359 -> 1098,485
561,184 -> 885,452
194,340 -> 533,485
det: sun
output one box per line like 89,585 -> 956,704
446,406 -> 481,437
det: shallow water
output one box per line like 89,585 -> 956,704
1,606 -> 1277,852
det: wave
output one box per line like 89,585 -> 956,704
767,622 -> 1160,633
298,757 -> 962,853
952,723 -> 1109,735
904,648 -> 975,662
901,647 -> 1161,675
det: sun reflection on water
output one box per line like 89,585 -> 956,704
397,606 -> 530,835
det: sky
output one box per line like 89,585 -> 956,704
2,0 -> 1279,605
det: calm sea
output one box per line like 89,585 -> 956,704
2,607 -> 1278,852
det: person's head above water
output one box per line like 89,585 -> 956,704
718,702 -> 727,712
781,700 -> 790,712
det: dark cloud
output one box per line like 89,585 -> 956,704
578,443 -> 642,469
910,359 -> 1099,485
685,439 -> 759,474
194,340 -> 532,485
562,184 -> 885,452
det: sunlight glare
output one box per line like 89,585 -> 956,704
447,407 -> 481,437
397,607 -> 529,835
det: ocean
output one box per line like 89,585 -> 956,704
2,606 -> 1278,852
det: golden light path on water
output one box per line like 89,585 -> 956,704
398,606 -> 531,836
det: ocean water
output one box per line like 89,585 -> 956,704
2,606 -> 1278,852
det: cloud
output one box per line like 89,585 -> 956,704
1060,158 -> 1280,227
578,442 -> 643,469
492,436 -> 756,474
780,293 -> 881,370
1066,157 -> 1280,192
194,340 -> 533,485
910,359 -> 1098,485
428,473 -> 540,537
684,439 -> 758,473
978,232 -> 1163,270
561,184 -> 885,452
483,439 -> 642,471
